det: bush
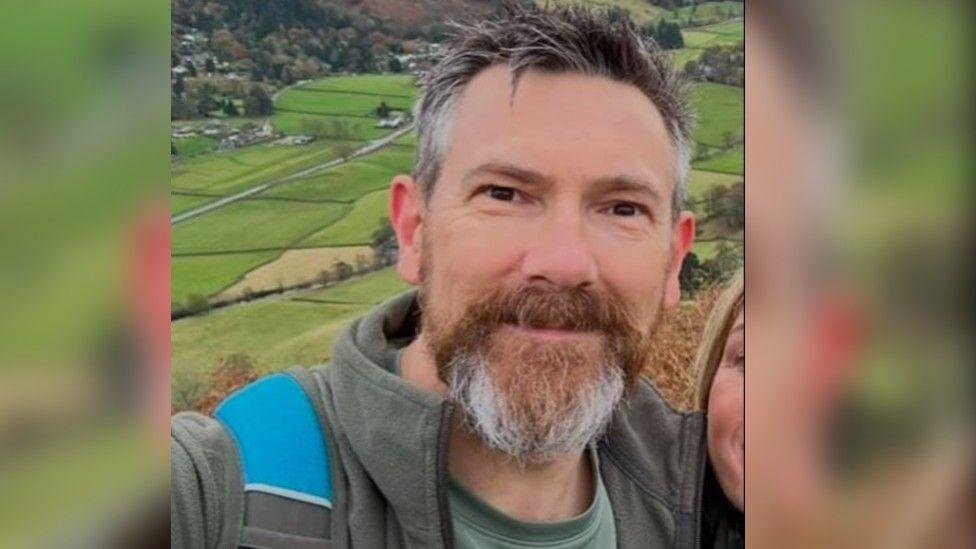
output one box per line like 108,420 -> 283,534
172,369 -> 204,413
194,354 -> 260,415
184,293 -> 211,315
644,283 -> 723,410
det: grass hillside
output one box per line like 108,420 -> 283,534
172,58 -> 743,410
170,74 -> 419,309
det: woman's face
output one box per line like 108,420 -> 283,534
708,309 -> 745,510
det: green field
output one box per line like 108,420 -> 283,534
691,83 -> 743,149
694,146 -> 743,175
172,199 -> 349,255
300,75 -> 417,97
276,89 -> 413,118
171,74 -> 420,311
172,199 -> 348,254
273,74 -> 418,137
296,268 -> 411,305
172,267 -> 412,382
271,112 -> 388,140
394,131 -> 418,146
666,2 -> 743,24
173,299 -> 362,377
682,21 -> 743,49
697,19 -> 745,38
671,48 -> 703,68
692,238 -> 742,261
172,250 -> 281,307
679,16 -> 745,51
172,135 -> 216,158
177,117 -> 264,130
687,170 -> 743,200
299,190 -> 389,247
263,145 -> 412,202
172,139 -> 356,195
171,193 -> 214,215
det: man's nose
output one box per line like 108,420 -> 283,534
520,207 -> 598,289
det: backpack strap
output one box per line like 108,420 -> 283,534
215,372 -> 334,547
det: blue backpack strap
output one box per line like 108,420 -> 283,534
215,372 -> 333,509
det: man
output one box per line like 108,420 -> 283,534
172,5 -> 706,548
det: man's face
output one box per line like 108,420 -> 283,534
394,66 -> 694,460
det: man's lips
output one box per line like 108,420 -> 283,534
502,323 -> 598,342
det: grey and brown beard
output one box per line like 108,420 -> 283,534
420,271 -> 658,464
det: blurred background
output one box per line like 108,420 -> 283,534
0,0 -> 970,547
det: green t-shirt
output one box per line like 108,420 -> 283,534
447,450 -> 617,548
388,347 -> 617,548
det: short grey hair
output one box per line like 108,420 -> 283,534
413,3 -> 695,215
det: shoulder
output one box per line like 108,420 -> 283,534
600,377 -> 707,507
171,369 -> 337,548
213,370 -> 335,508
171,410 -> 243,549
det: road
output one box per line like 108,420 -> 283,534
171,123 -> 414,225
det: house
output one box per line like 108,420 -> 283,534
375,116 -> 403,129
201,120 -> 226,136
273,135 -> 315,146
171,126 -> 197,139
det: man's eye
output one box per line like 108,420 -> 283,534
486,186 -> 516,201
611,202 -> 640,216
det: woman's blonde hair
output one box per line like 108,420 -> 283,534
693,270 -> 744,410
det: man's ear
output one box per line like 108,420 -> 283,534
663,210 -> 695,308
389,174 -> 424,285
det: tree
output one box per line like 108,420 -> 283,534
328,119 -> 352,140
244,85 -> 273,117
335,141 -> 356,160
654,20 -> 684,50
223,99 -> 239,116
173,74 -> 186,96
370,218 -> 398,266
171,92 -> 195,119
332,260 -> 353,281
184,293 -> 210,315
172,369 -> 204,412
712,241 -> 742,275
281,65 -> 295,85
195,83 -> 220,116
723,131 -> 735,149
387,56 -> 403,73
704,185 -> 729,221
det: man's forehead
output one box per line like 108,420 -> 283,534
444,65 -> 676,193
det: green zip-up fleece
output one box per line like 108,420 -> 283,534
172,290 -> 709,548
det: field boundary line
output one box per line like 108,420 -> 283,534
290,298 -> 373,306
274,107 -> 377,120
171,124 -> 412,225
294,87 -> 414,100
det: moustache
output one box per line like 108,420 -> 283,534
456,283 -> 640,338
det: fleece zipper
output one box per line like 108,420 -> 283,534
436,402 -> 457,549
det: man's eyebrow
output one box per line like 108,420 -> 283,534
589,174 -> 663,205
461,163 -> 665,205
461,162 -> 553,187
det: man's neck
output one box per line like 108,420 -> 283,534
399,338 -> 595,522
449,420 -> 594,522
